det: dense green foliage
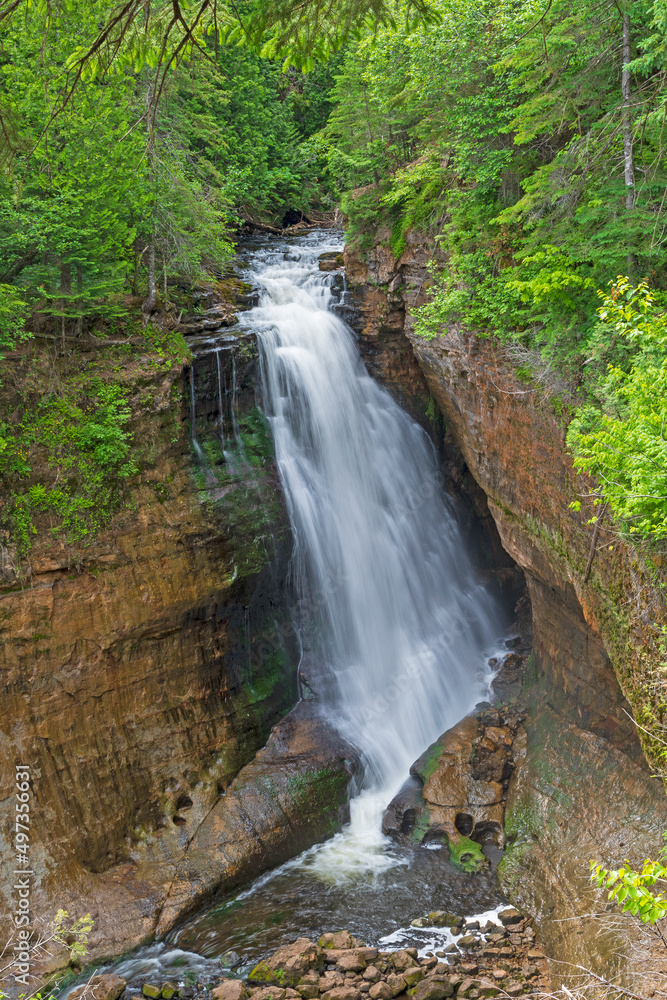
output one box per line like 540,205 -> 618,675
0,0 -> 340,338
321,0 -> 667,540
568,279 -> 667,539
591,836 -> 667,925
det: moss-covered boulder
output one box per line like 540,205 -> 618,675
249,938 -> 325,987
448,835 -> 488,873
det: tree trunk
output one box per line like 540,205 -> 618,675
622,11 -> 635,212
362,82 -> 380,186
76,264 -> 83,338
143,237 -> 157,317
142,73 -> 158,318
60,261 -> 71,352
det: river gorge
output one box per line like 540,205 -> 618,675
2,229 -> 667,999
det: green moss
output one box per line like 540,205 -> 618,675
248,961 -> 275,984
411,806 -> 432,844
448,835 -> 488,872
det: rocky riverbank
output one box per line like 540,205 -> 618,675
71,912 -> 550,1000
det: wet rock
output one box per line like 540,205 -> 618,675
156,707 -> 360,935
381,776 -> 423,838
161,984 -> 179,999
318,252 -> 345,272
411,977 -> 454,1000
388,950 -> 418,971
249,938 -> 325,988
70,976 -> 127,1000
457,936 -> 479,950
498,909 -> 521,926
212,983 -> 248,1000
142,988 -> 161,1000
221,951 -> 243,969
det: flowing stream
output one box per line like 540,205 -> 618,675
95,231 -> 512,989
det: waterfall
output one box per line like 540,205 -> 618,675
240,235 -> 502,878
189,365 -> 205,463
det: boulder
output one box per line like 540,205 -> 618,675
383,717 -> 506,850
253,989 -> 286,1000
70,976 -> 127,1000
249,938 -> 325,988
401,968 -> 424,988
337,952 -> 367,973
368,984 -> 391,1000
212,982 -> 248,1000
411,977 -> 454,1000
388,951 -> 418,971
321,988 -> 362,1000
385,975 -> 407,997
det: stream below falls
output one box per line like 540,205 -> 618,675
95,230 -> 519,990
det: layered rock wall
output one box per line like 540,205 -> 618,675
0,342 -> 307,970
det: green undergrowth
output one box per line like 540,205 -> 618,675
0,326 -> 190,565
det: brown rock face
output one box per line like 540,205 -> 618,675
0,342 -> 354,970
156,703 -> 359,935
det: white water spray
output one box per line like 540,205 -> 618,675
241,235 -> 502,879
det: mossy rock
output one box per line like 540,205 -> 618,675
448,835 -> 488,873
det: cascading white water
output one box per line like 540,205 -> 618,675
240,234 -> 503,879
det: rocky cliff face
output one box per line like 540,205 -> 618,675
344,234 -> 667,989
0,335 -> 356,977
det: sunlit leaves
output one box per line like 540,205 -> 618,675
591,850 -> 667,925
567,277 -> 667,540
